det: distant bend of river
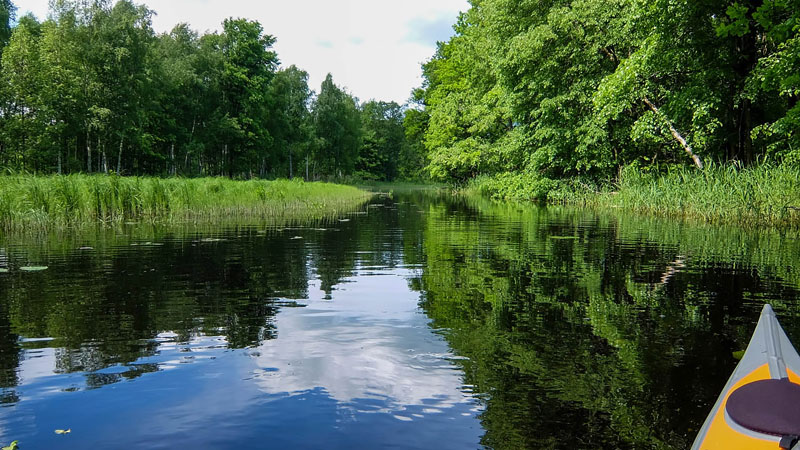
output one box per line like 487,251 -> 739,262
1,188 -> 799,449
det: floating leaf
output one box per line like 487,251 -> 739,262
54,429 -> 71,435
2,440 -> 19,450
732,350 -> 746,360
20,266 -> 48,272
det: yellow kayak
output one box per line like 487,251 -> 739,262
693,305 -> 800,449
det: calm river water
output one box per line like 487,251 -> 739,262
1,188 -> 800,449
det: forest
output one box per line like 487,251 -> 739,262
415,0 -> 800,196
0,0 -> 425,181
1,0 -> 799,206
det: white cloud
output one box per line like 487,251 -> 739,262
13,0 -> 468,104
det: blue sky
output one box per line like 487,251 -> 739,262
14,0 -> 468,104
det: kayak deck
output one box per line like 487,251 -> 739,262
693,305 -> 800,450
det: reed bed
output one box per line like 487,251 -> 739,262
466,163 -> 800,228
603,163 -> 800,227
0,175 -> 371,230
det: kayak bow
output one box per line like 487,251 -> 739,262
693,304 -> 800,450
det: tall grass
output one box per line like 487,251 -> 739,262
466,163 -> 800,228
605,163 -> 800,227
0,175 -> 371,230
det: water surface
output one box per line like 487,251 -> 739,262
1,190 -> 800,449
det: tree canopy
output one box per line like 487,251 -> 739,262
2,0 -> 797,185
417,0 -> 800,184
0,0 -> 421,180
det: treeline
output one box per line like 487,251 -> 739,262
415,0 -> 800,185
0,0 -> 425,180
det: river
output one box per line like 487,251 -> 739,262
1,188 -> 799,449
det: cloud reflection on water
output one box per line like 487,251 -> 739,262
253,270 -> 479,418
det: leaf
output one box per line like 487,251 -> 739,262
54,429 -> 71,435
20,266 -> 48,272
2,440 -> 19,450
732,350 -> 746,360
0,269 -> 9,274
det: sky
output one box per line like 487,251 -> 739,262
13,0 -> 468,104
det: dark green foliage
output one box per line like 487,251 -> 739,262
0,1 -> 407,181
399,91 -> 430,180
0,0 -> 13,52
416,0 -> 800,188
311,74 -> 362,178
267,66 -> 314,179
356,100 -> 405,181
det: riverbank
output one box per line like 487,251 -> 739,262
466,164 -> 800,228
0,175 -> 370,230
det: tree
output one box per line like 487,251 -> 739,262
267,65 -> 313,178
311,74 -> 362,178
38,7 -> 85,173
356,100 -> 404,181
148,23 -> 204,175
415,0 -> 800,189
0,15 -> 44,171
89,0 -> 154,174
0,2 -> 414,179
400,103 -> 429,180
217,18 -> 278,178
0,0 -> 14,53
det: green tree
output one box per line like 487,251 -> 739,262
267,65 -> 313,179
311,74 -> 362,178
0,0 -> 14,53
148,23 -> 204,175
38,7 -> 86,173
421,8 -> 516,182
90,0 -> 154,174
0,15 -> 44,171
217,18 -> 278,178
415,0 -> 800,189
356,100 -> 405,181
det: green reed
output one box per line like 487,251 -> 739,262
0,175 -> 371,230
602,163 -> 800,227
465,163 -> 800,228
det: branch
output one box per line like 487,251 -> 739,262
643,98 -> 704,169
600,47 -> 618,64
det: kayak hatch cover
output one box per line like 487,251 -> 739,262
693,304 -> 800,450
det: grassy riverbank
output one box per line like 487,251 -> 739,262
467,163 -> 800,228
0,175 -> 370,230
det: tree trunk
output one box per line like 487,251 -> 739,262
289,148 -> 293,180
116,137 -> 123,174
102,143 -> 107,173
57,152 -> 62,175
305,155 -> 309,181
643,98 -> 704,169
170,142 -> 175,176
86,129 -> 92,172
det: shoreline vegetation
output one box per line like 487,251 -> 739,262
409,0 -> 800,230
0,175 -> 370,230
2,0 -> 799,231
466,163 -> 800,228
